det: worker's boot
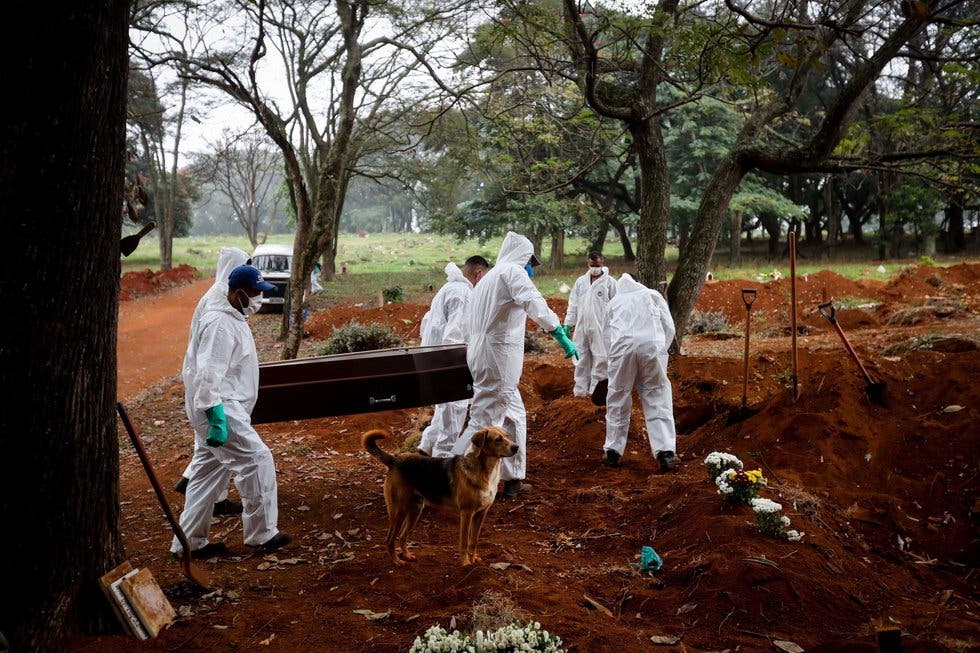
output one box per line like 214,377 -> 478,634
213,499 -> 243,516
657,450 -> 680,472
260,532 -> 294,551
502,479 -> 530,498
174,476 -> 189,494
602,449 -> 621,468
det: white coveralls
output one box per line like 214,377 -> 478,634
418,263 -> 473,457
171,284 -> 280,552
602,274 -> 677,458
451,232 -> 560,481
180,247 -> 250,498
564,267 -> 616,397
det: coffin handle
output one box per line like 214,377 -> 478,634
369,394 -> 398,406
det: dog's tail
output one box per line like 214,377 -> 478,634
362,429 -> 396,468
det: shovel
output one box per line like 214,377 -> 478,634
120,221 -> 156,257
788,231 -> 801,402
116,402 -> 211,589
740,288 -> 757,412
817,301 -> 886,404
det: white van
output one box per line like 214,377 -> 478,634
250,243 -> 292,312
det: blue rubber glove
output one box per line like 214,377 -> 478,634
550,326 -> 578,359
204,404 -> 228,447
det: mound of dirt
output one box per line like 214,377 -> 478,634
119,264 -> 198,301
305,302 -> 428,341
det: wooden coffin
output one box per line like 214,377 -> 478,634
251,344 -> 473,424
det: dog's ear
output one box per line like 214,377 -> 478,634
472,429 -> 490,451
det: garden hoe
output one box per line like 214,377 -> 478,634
817,301 -> 887,404
740,288 -> 757,414
120,221 -> 156,257
116,403 -> 211,589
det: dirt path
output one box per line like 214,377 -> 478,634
117,278 -> 212,400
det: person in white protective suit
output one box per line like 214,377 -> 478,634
564,251 -> 616,397
417,256 -> 490,457
602,273 -> 680,471
450,232 -> 578,497
173,247 -> 250,515
171,264 -> 293,557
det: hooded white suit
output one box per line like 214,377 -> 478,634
418,262 -> 473,457
171,263 -> 280,553
180,247 -> 249,493
451,232 -> 560,481
603,274 -> 677,458
564,267 -> 616,396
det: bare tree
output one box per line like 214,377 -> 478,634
196,129 -> 284,247
1,3 -> 127,650
133,0 -> 473,358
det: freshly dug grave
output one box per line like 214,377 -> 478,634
305,303 -> 428,341
120,264 -> 198,301
77,341 -> 978,652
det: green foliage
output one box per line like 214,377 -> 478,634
382,285 -> 405,303
318,321 -> 404,356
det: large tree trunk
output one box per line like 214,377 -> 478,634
668,156 -> 746,341
590,216 -> 609,254
945,202 -> 965,252
759,212 -> 781,257
0,3 -> 127,650
549,228 -> 565,269
824,174 -> 841,248
631,118 -> 670,286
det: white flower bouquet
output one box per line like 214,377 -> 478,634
704,451 -> 743,481
410,622 -> 564,653
751,498 -> 804,541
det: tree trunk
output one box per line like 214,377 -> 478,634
529,224 -> 546,258
824,174 -> 841,247
729,210 -> 742,265
609,215 -> 635,261
668,155 -> 746,341
160,77 -> 188,270
630,118 -> 670,286
549,228 -> 565,268
0,4 -> 127,650
759,212 -> 781,257
945,202 -> 964,252
590,215 -> 609,254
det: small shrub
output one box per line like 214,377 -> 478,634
383,285 -> 405,303
408,621 -> 564,653
703,451 -> 743,481
318,321 -> 404,355
524,332 -> 545,353
687,310 -> 730,334
751,498 -> 794,539
918,255 -> 937,266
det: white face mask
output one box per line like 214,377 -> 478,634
236,290 -> 263,317
588,266 -> 604,277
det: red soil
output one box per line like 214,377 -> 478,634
306,303 -> 429,341
82,265 -> 978,652
120,264 -> 199,301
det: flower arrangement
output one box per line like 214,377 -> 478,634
715,468 -> 766,504
751,498 -> 805,541
704,451 -> 743,481
410,622 -> 564,653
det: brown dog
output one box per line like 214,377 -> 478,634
362,427 -> 517,566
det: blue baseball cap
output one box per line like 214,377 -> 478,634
228,264 -> 276,292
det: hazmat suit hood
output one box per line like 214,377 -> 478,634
616,273 -> 647,295
496,232 -> 535,268
444,261 -> 468,285
215,247 -> 250,286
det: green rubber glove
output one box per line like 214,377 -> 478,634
204,404 -> 228,447
550,326 -> 579,359
564,324 -> 574,339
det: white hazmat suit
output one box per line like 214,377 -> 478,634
171,280 -> 280,553
451,232 -> 560,482
418,262 -> 473,457
180,247 -> 249,495
564,267 -> 616,396
603,274 -> 677,458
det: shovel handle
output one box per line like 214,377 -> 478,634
818,300 -> 836,323
135,221 -> 156,238
741,288 -> 757,309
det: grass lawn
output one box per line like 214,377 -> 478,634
123,231 -> 972,303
